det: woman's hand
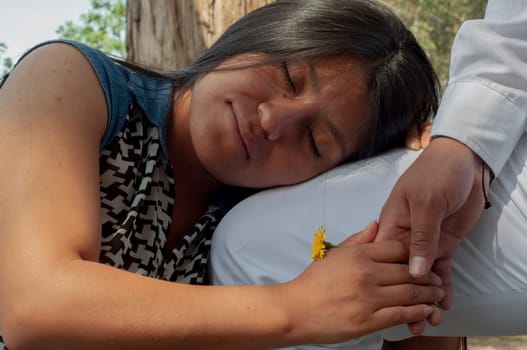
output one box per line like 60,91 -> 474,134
281,222 -> 444,345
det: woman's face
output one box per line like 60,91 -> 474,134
187,54 -> 369,188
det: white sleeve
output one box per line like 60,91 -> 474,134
431,0 -> 527,176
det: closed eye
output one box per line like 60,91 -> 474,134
281,62 -> 297,94
307,126 -> 321,159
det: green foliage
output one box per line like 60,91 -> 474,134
0,42 -> 13,78
56,0 -> 126,57
385,0 -> 488,88
52,0 -> 485,85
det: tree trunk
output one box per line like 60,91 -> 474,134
127,0 -> 273,70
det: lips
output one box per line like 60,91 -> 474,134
230,102 -> 250,160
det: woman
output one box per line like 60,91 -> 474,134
0,1 -> 441,348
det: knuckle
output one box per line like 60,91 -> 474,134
354,270 -> 374,287
389,308 -> 405,324
411,230 -> 432,244
349,312 -> 369,328
406,285 -> 420,301
410,230 -> 436,252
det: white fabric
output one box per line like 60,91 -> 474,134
211,130 -> 527,349
431,0 -> 527,176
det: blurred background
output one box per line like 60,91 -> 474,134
1,0 -> 486,89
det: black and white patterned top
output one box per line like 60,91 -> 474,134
99,103 -> 224,284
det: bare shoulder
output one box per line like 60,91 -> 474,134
0,42 -> 107,136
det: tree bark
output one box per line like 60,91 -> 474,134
127,0 -> 273,70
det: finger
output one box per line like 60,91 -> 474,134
377,284 -> 445,308
339,220 -> 378,246
405,124 -> 421,150
426,305 -> 443,326
433,258 -> 453,309
407,303 -> 443,334
408,202 -> 444,277
373,263 -> 442,286
372,305 -> 434,333
364,240 -> 408,263
420,124 -> 432,148
407,320 -> 426,335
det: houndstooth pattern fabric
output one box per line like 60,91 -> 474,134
0,103 -> 223,348
99,103 -> 222,284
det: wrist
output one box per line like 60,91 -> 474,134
429,136 -> 492,209
274,280 -> 315,345
428,137 -> 481,169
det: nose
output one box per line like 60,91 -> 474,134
258,98 -> 316,141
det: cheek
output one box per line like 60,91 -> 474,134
190,76 -> 218,105
263,148 -> 328,185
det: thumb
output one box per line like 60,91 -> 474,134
408,207 -> 442,277
340,221 -> 378,246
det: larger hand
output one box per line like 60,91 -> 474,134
376,137 -> 488,308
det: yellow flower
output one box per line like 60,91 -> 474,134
311,226 -> 338,260
311,226 -> 328,260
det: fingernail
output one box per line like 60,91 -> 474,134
423,305 -> 434,317
409,256 -> 427,277
431,274 -> 442,286
410,140 -> 421,150
436,288 -> 446,300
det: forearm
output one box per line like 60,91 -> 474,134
2,259 -> 298,350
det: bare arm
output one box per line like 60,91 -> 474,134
0,44 -> 442,350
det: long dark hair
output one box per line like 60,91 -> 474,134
133,0 -> 440,160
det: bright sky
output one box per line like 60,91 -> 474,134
0,0 -> 92,61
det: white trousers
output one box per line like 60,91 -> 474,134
211,132 -> 527,349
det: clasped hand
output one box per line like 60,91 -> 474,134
376,137 -> 488,314
285,222 -> 444,344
